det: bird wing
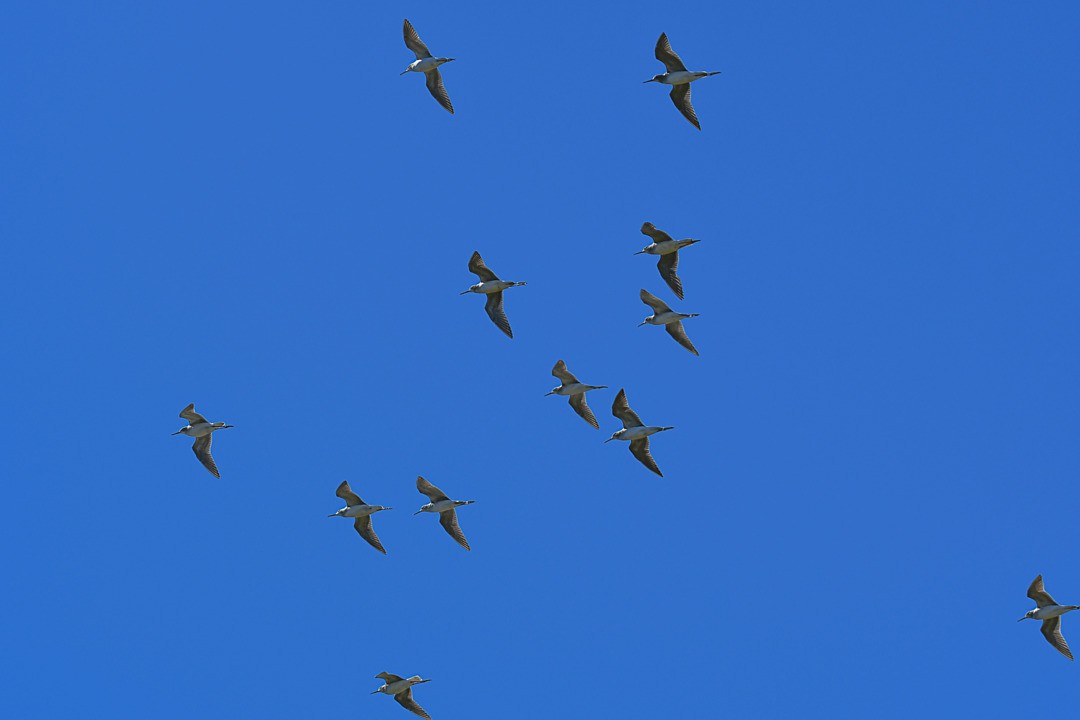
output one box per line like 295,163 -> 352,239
354,516 -> 387,554
655,32 -> 688,73
670,83 -> 700,130
568,393 -> 599,429
191,435 -> 219,478
1041,616 -> 1073,660
639,288 -> 672,314
1028,575 -> 1060,608
666,320 -> 699,356
402,19 -> 432,59
485,291 -> 513,338
425,68 -> 454,114
657,252 -> 683,300
468,250 -> 500,282
335,480 -> 364,507
629,437 -> 663,477
551,359 -> 580,384
439,508 -> 471,550
416,476 -> 450,502
611,388 -> 645,428
377,672 -> 405,683
179,403 -> 208,425
640,222 -> 674,244
394,687 -> 432,720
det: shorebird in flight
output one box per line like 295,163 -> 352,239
327,481 -> 392,554
372,672 -> 433,719
644,32 -> 720,130
415,476 -> 474,550
1019,574 -> 1080,660
171,403 -> 233,478
400,19 -> 455,114
545,359 -> 607,429
604,389 -> 673,476
460,251 -> 526,338
638,289 -> 700,356
636,222 -> 701,300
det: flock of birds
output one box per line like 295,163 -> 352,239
164,17 -> 1075,719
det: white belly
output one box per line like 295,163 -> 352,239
187,423 -> 215,437
559,383 -> 590,395
344,505 -> 377,518
429,500 -> 457,513
663,71 -> 697,85
649,241 -> 680,255
1035,605 -> 1074,620
650,312 -> 683,325
411,57 -> 441,73
385,680 -> 412,694
621,426 -> 657,441
475,280 -> 510,294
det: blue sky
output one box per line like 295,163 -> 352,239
2,1 -> 1080,717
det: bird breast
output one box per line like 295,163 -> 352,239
1035,605 -> 1074,620
648,241 -> 680,255
650,312 -> 683,325
410,57 -> 442,73
186,423 -> 215,437
344,505 -> 378,518
662,71 -> 697,85
429,499 -> 458,513
474,280 -> 512,293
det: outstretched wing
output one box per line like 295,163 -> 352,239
402,19 -> 432,59
655,32 -> 687,73
425,68 -> 454,114
657,253 -> 684,300
376,672 -> 405,683
439,508 -> 471,551
191,435 -> 219,478
611,388 -> 645,429
670,83 -> 700,130
394,688 -> 432,719
568,393 -> 599,429
640,222 -> 674,244
485,291 -> 513,338
468,251 -> 500,282
1028,575 -> 1060,608
354,516 -> 387,554
665,320 -> 699,356
416,476 -> 450,503
336,480 -> 364,507
639,288 -> 672,315
551,359 -> 579,384
1041,616 -> 1074,660
629,437 -> 663,477
179,403 -> 208,425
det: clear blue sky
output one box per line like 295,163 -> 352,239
2,1 -> 1079,717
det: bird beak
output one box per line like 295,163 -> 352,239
170,431 -> 182,435
643,78 -> 657,83
224,424 -> 235,428
1018,616 -> 1029,622
446,58 -> 456,63
637,321 -> 647,327
459,290 -> 470,295
633,250 -> 645,255
414,510 -> 423,515
603,437 -> 615,443
327,513 -> 337,518
544,391 -> 554,396
371,690 -> 380,694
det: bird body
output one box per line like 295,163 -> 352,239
637,222 -> 700,299
648,70 -> 718,86
415,476 -> 475,550
548,382 -> 604,396
401,19 -> 455,114
636,238 -> 698,256
461,279 -> 521,295
416,498 -> 473,515
605,389 -> 672,476
171,403 -> 233,478
638,289 -> 700,355
606,424 -> 672,443
641,309 -> 697,326
461,251 -> 526,338
546,360 -> 607,428
1020,575 -> 1079,659
329,481 -> 391,553
401,56 -> 453,75
329,502 -> 389,520
372,672 -> 433,719
645,33 -> 720,129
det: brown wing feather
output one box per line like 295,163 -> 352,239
402,19 -> 432,59
416,476 -> 450,503
657,252 -> 684,299
354,516 -> 387,554
425,68 -> 454,114
629,437 -> 663,476
640,222 -> 674,244
336,480 -> 364,507
439,508 -> 471,550
468,251 -> 500,282
1042,616 -> 1074,660
670,83 -> 700,130
568,393 -> 599,429
639,288 -> 672,314
191,435 -> 220,478
485,291 -> 513,338
655,32 -> 687,73
394,688 -> 432,719
611,389 -> 645,428
551,359 -> 579,384
665,320 -> 699,355
179,403 -> 208,425
1028,575 -> 1060,608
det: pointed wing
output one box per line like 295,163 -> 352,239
468,251 -> 500,282
655,32 -> 687,73
670,83 -> 700,130
629,437 -> 663,477
191,435 -> 219,478
666,320 -> 699,356
1028,575 -> 1059,608
640,222 -> 674,244
639,288 -> 672,315
354,516 -> 387,554
394,687 -> 432,719
439,508 -> 471,550
485,291 -> 513,338
568,393 -> 599,429
336,480 -> 364,507
551,359 -> 580,384
425,68 -> 454,114
416,476 -> 450,503
179,403 -> 208,425
402,19 -> 432,59
657,253 -> 684,300
611,388 -> 644,429
1041,616 -> 1074,660
377,672 -> 405,683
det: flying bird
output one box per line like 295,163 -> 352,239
636,222 -> 701,300
638,289 -> 700,356
414,476 -> 475,550
372,672 -> 433,719
171,403 -> 233,478
1019,574 -> 1080,660
644,32 -> 721,130
460,251 -> 527,338
604,389 -> 673,476
327,481 -> 392,554
545,359 -> 608,429
400,19 -> 455,114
